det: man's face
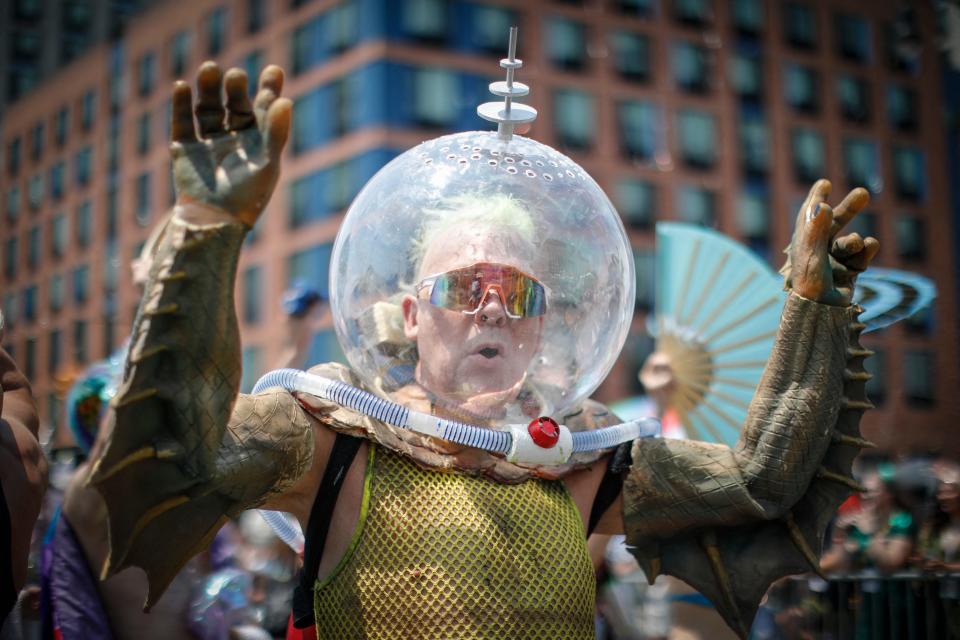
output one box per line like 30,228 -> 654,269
402,226 -> 543,411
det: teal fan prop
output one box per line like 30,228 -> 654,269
651,223 -> 936,447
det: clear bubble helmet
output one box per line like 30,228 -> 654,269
330,130 -> 635,424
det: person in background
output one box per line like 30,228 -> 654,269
0,312 -> 48,630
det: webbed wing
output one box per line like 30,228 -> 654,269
624,298 -> 871,638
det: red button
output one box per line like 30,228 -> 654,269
528,416 -> 560,448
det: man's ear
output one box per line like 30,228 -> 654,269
402,294 -> 419,341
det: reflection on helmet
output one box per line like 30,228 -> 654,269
330,131 -> 634,423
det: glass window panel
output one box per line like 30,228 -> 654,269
617,100 -> 659,161
287,243 -> 333,298
676,185 -> 716,227
28,174 -> 43,210
51,213 -> 68,258
633,248 -> 656,310
545,17 -> 587,71
73,264 -> 90,304
138,51 -> 156,96
673,0 -> 712,26
894,214 -> 924,261
616,179 -> 656,229
613,0 -> 654,17
7,137 -> 21,177
739,114 -> 768,176
731,0 -> 763,35
611,30 -> 651,82
137,112 -> 151,155
791,128 -> 824,183
886,84 -> 917,131
2,293 -> 16,328
883,20 -> 920,75
401,0 -> 447,41
784,2 -> 818,49
903,350 -> 934,407
81,89 -> 96,130
6,187 -> 20,222
247,0 -> 265,34
4,238 -> 18,280
136,172 -> 151,226
241,345 -> 262,393
50,162 -> 65,200
73,319 -> 87,364
23,285 -> 37,323
49,273 -> 63,311
306,329 -> 346,367
31,122 -> 44,161
842,138 -> 880,191
553,89 -> 595,152
207,7 -> 227,56
835,12 -> 871,63
676,109 -> 716,169
784,64 -> 819,114
864,348 -> 885,405
55,106 -> 69,146
170,31 -> 190,77
892,147 -> 925,201
75,145 -> 93,185
729,52 -> 761,99
48,329 -> 62,375
243,265 -> 262,325
27,226 -> 41,269
413,68 -> 458,127
77,200 -> 92,247
837,74 -> 871,123
738,189 -> 769,239
672,41 -> 709,93
468,5 -> 513,53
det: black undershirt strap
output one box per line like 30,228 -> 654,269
587,442 -> 633,536
291,433 -> 363,629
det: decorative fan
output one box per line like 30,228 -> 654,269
650,223 -> 936,447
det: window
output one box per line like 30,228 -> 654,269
7,137 -> 22,177
413,68 -> 458,127
883,20 -> 919,75
633,248 -> 655,311
837,75 -> 870,123
545,17 -> 587,71
791,128 -> 824,183
240,345 -> 262,393
672,41 -> 710,93
49,273 -> 63,311
783,2 -> 817,50
904,304 -> 933,336
864,348 -> 885,405
27,226 -> 40,269
50,161 -> 66,200
887,85 -> 917,131
784,64 -> 819,114
610,31 -> 651,82
729,52 -> 762,100
75,145 -> 92,185
170,31 -> 190,77
673,0 -> 712,26
731,0 -> 763,35
243,265 -> 262,325
103,313 -> 115,358
73,264 -> 90,304
843,139 -> 879,191
835,12 -> 871,63
138,51 -> 156,96
137,112 -> 151,155
846,210 -> 877,241
55,106 -> 69,146
24,338 -> 36,380
616,179 -> 657,229
243,50 -> 263,96
23,285 -> 37,323
553,89 -> 595,152
2,294 -> 16,328
617,100 -> 659,161
206,7 -> 227,56
81,89 -> 97,130
51,213 -> 68,258
106,187 -> 118,239
894,215 -> 924,261
739,113 -> 768,176
892,147 -> 925,201
76,200 -> 92,247
247,0 -> 265,34
676,185 -> 716,227
4,238 -> 18,280
738,187 -> 769,240
904,350 -> 934,407
466,5 -> 513,54
48,329 -> 62,375
6,187 -> 20,223
31,122 -> 44,161
73,319 -> 87,364
291,3 -> 359,75
289,149 -> 397,227
676,110 -> 716,169
28,174 -> 43,210
400,0 -> 448,43
613,0 -> 654,17
136,172 -> 151,225
287,243 -> 333,298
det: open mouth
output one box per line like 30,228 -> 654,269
478,347 -> 500,359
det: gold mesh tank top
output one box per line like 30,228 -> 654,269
313,445 -> 595,639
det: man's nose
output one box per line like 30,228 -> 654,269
475,289 -> 506,327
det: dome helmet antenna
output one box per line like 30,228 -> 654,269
477,27 -> 538,141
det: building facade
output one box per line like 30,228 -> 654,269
1,0 -> 957,453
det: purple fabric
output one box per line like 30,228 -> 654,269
41,511 -> 114,640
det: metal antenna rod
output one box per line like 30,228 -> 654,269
477,26 -> 537,142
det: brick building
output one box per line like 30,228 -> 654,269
1,0 -> 957,452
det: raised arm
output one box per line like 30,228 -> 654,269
87,63 -> 315,608
620,180 -> 879,637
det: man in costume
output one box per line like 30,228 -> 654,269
88,60 -> 879,639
